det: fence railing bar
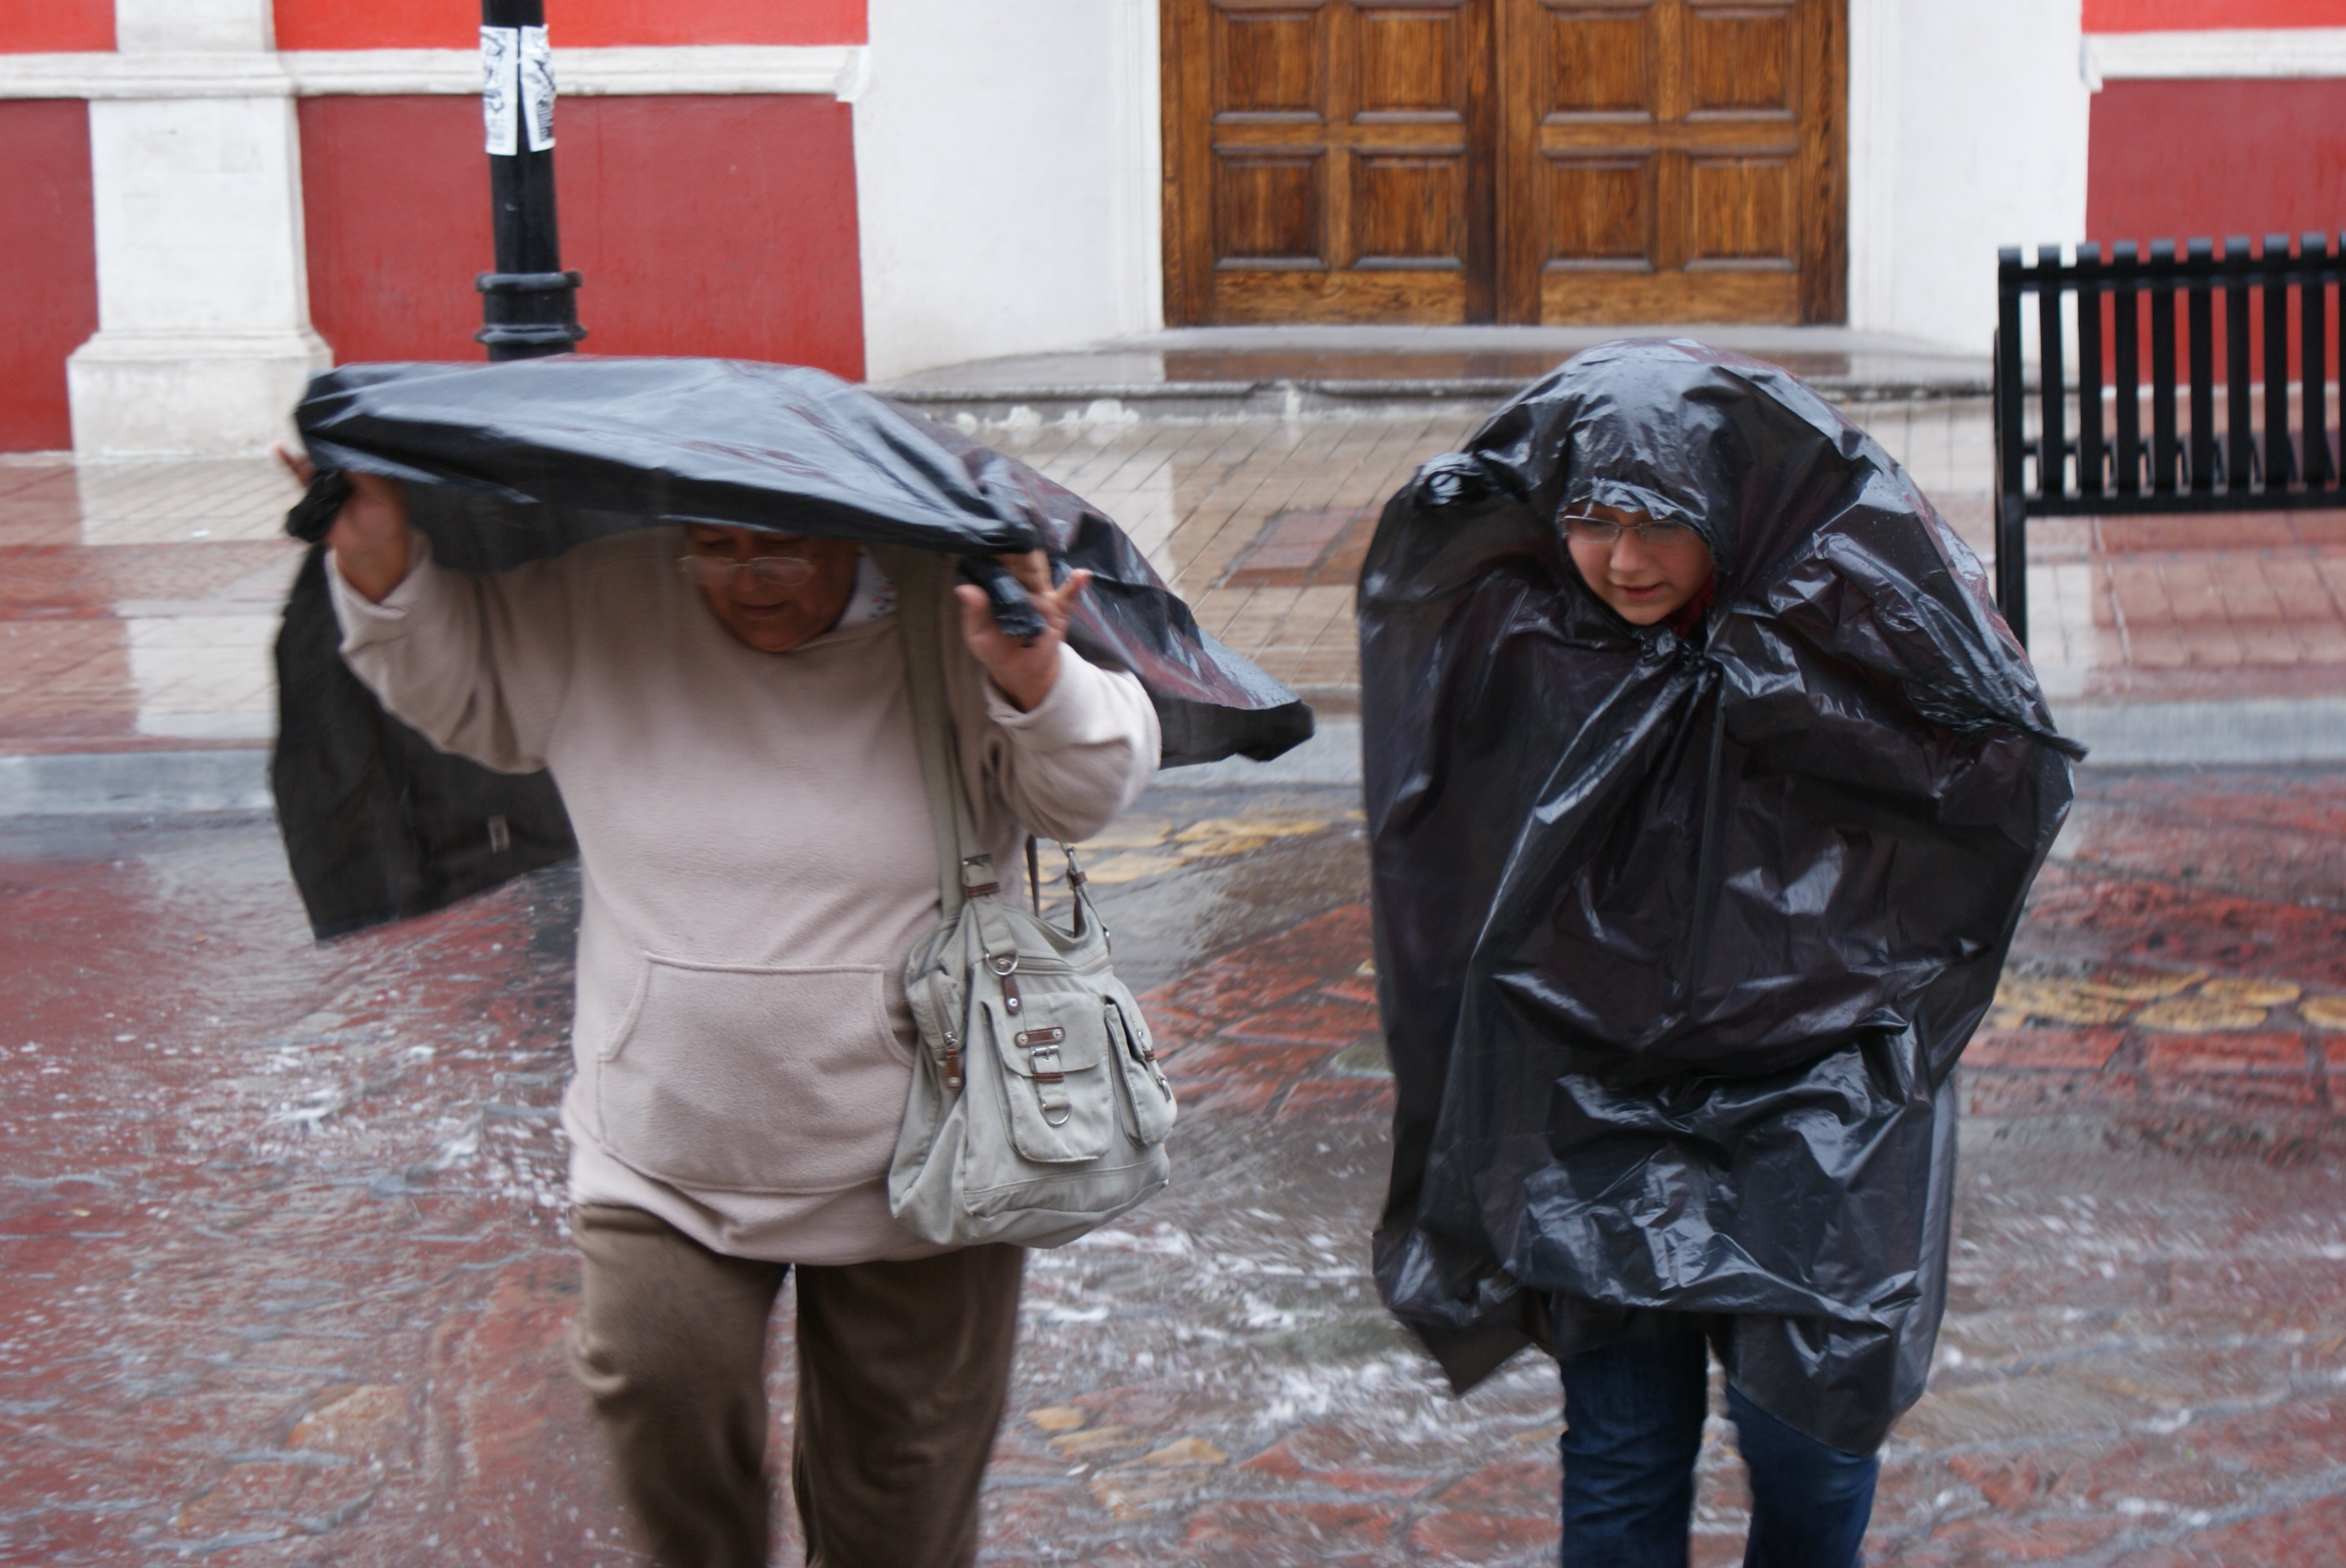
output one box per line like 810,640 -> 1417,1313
2037,245 -> 2069,501
2078,242 -> 2107,499
2305,232 -> 2335,491
1994,247 -> 2031,636
2149,241 -> 2181,494
2114,242 -> 2143,497
2264,232 -> 2294,491
2186,238 -> 2217,492
2224,236 -> 2254,492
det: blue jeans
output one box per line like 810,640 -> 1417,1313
1556,1313 -> 1878,1568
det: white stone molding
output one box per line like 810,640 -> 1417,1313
0,53 -> 292,98
0,45 -> 871,100
2082,28 -> 2346,89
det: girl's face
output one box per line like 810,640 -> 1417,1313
1562,502 -> 1716,626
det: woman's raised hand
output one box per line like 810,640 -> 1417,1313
275,445 -> 413,604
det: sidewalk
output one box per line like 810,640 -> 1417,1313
0,456 -> 301,755
3,380 -> 2344,815
874,324 -> 1993,422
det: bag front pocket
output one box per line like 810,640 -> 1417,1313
979,983 -> 1115,1165
1106,999 -> 1175,1147
599,958 -> 906,1194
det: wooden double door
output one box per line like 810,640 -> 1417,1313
1162,0 -> 1846,325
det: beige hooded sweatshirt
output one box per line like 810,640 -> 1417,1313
331,529 -> 1160,1263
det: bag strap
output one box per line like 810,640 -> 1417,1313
894,551 -> 1102,961
891,550 -> 997,927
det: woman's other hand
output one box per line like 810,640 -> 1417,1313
954,551 -> 1091,713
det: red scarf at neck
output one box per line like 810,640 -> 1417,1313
1664,575 -> 1716,637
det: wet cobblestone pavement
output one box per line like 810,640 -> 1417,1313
9,420 -> 2342,749
4,770 -> 2346,1565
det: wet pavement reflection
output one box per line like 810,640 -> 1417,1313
3,413 -> 2341,758
4,767 -> 2345,1565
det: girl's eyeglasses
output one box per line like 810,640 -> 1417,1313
676,554 -> 818,589
1560,514 -> 1696,546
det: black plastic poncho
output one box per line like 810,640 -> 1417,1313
272,357 -> 1311,940
1361,340 -> 2078,1454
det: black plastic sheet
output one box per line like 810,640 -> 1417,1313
273,357 -> 1311,939
1361,340 -> 2078,1454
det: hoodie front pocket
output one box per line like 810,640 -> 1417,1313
599,958 -> 906,1195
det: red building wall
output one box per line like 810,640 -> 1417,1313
2085,0 -> 2346,27
273,0 -> 864,50
0,1 -> 113,52
301,94 -> 865,377
2088,79 -> 2346,249
0,102 -> 100,451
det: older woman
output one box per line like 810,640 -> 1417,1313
307,464 -> 1158,1568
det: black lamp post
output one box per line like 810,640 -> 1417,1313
476,0 -> 585,360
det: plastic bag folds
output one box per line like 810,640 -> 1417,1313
1360,340 -> 2077,1454
274,357 -> 1312,939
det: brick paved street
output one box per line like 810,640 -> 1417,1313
5,767 -> 2346,1566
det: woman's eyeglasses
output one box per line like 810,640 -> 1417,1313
1560,514 -> 1696,547
676,554 -> 818,589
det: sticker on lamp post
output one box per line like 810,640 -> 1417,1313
520,25 -> 556,153
480,25 -> 518,156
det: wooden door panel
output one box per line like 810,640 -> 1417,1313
1499,0 -> 1842,324
1354,8 -> 1464,113
1215,152 -> 1326,262
1167,0 -> 1496,322
1354,151 -> 1469,265
1212,268 -> 1473,320
1686,154 -> 1795,266
1685,3 -> 1797,117
1542,154 -> 1655,268
1542,6 -> 1657,118
1214,6 -> 1330,116
1537,268 -> 1799,321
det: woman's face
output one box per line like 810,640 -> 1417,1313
1562,502 -> 1716,626
680,525 -> 861,653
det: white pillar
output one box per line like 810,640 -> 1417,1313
67,0 -> 327,457
855,0 -> 1162,382
1844,0 -> 2088,354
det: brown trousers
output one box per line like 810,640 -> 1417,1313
566,1204 -> 1026,1568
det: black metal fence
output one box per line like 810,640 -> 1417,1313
1992,236 -> 2346,645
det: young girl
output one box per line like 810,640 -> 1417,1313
1360,340 -> 2079,1566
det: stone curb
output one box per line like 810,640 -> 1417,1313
3,699 -> 2339,817
2053,697 -> 2346,766
0,748 -> 273,817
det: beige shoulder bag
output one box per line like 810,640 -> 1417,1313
886,553 -> 1175,1248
